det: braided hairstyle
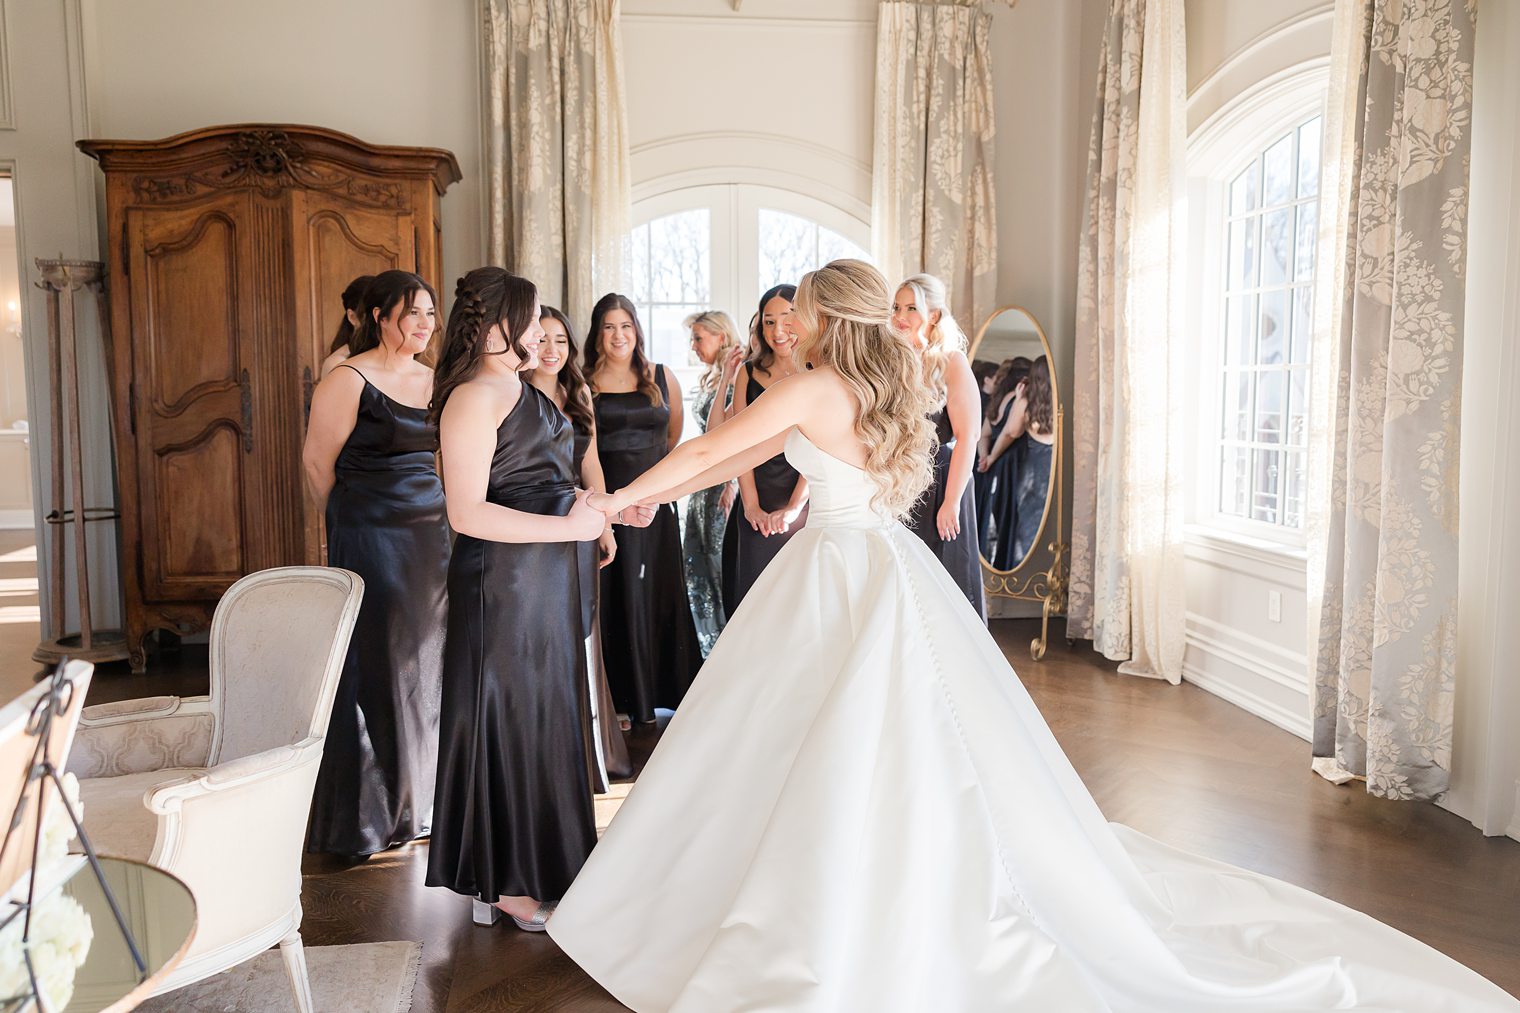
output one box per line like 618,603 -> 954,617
328,274 -> 375,353
347,270 -> 436,356
538,305 -> 595,436
584,293 -> 664,407
427,267 -> 539,434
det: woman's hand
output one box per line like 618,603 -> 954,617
767,502 -> 805,537
718,480 -> 738,514
743,499 -> 769,533
936,498 -> 961,541
976,455 -> 992,474
722,346 -> 745,385
568,489 -> 607,541
597,527 -> 617,568
619,504 -> 658,528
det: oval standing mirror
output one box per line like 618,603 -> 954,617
968,306 -> 1065,658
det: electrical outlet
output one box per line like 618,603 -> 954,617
1268,590 -> 1282,623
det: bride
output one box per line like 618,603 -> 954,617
551,259 -> 1517,1012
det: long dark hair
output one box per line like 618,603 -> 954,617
1024,355 -> 1054,435
348,270 -> 437,357
748,283 -> 797,373
328,274 -> 375,353
539,305 -> 595,435
428,267 -> 540,433
987,355 -> 1034,425
584,293 -> 663,406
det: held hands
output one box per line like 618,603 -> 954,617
936,498 -> 961,541
766,502 -> 805,537
742,499 -> 769,534
568,490 -> 607,541
585,489 -> 658,528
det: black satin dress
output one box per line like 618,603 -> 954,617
1012,435 -> 1055,565
308,367 -> 449,856
977,407 -> 1022,567
726,367 -> 809,614
909,407 -> 986,619
426,384 -> 596,903
594,366 -> 701,724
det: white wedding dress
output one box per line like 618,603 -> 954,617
549,430 -> 1518,1012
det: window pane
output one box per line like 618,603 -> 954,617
1255,369 -> 1284,443
1225,294 -> 1255,366
1294,202 -> 1318,282
1221,369 -> 1251,441
1297,117 -> 1322,198
1220,446 -> 1250,517
759,209 -> 819,291
1263,132 -> 1295,206
647,303 -> 707,369
1290,286 -> 1314,365
817,226 -> 870,266
1287,368 -> 1309,446
1229,162 -> 1259,216
1258,289 -> 1288,365
1228,219 -> 1258,291
629,223 -> 651,303
1261,208 -> 1292,287
647,210 -> 711,303
1251,448 -> 1282,523
1283,449 -> 1307,528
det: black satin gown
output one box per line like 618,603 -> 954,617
594,366 -> 701,724
572,424 -> 633,785
308,366 -> 448,856
976,407 -> 1022,567
1013,436 -> 1055,565
725,367 -> 809,614
426,383 -> 596,903
909,407 -> 986,619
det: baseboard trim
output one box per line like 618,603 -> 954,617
1182,661 -> 1312,741
1508,781 -> 1520,843
1185,612 -> 1310,693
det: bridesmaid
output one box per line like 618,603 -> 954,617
301,269 -> 448,857
984,355 -> 1057,567
528,305 -> 635,783
425,268 -> 606,931
319,274 -> 375,377
681,310 -> 741,656
726,285 -> 808,612
894,274 -> 986,618
976,357 -> 1032,559
585,294 -> 702,725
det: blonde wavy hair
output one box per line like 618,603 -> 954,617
793,259 -> 936,519
898,273 -> 966,404
683,310 -> 741,392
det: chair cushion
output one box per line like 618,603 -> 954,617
75,768 -> 202,862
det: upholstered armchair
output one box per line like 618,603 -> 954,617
67,567 -> 363,1012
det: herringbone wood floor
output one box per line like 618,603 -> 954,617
87,618 -> 1520,1011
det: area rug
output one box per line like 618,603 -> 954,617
137,940 -> 420,1013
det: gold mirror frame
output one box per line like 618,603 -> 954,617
967,305 -> 1068,660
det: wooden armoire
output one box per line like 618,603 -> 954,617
79,125 -> 461,670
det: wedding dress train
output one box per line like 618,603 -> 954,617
549,430 -> 1517,1012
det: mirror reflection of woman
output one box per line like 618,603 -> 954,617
682,311 -> 742,656
425,268 -> 606,932
726,284 -> 809,612
301,270 -> 448,858
529,307 -> 636,785
982,355 -> 1054,568
894,274 -> 986,619
975,356 -> 1032,562
586,294 -> 702,725
320,274 -> 376,377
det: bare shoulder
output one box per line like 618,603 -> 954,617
442,376 -> 517,429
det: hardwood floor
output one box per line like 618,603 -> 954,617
89,619 -> 1520,1010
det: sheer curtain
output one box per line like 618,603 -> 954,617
871,0 -> 1000,328
1307,0 -> 1477,802
483,0 -> 630,327
1068,0 -> 1188,684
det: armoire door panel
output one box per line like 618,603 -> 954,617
127,193 -> 260,601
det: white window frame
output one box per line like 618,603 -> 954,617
1185,61 -> 1329,553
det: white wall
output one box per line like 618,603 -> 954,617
79,0 -> 485,292
1178,2 -> 1333,739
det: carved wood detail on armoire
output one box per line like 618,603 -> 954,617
79,124 -> 461,671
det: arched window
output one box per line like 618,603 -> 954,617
1187,66 -> 1327,545
627,184 -> 870,377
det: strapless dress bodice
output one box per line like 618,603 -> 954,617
782,429 -> 894,531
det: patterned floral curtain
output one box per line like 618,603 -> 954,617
483,0 -> 630,328
871,0 -> 999,329
1308,0 -> 1476,801
1068,0 -> 1188,683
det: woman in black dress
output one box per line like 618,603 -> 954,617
976,357 -> 1031,560
726,285 -> 809,613
983,355 -> 1055,569
585,294 -> 702,725
301,270 -> 448,857
893,274 -> 985,618
425,268 -> 607,931
528,305 -> 635,783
